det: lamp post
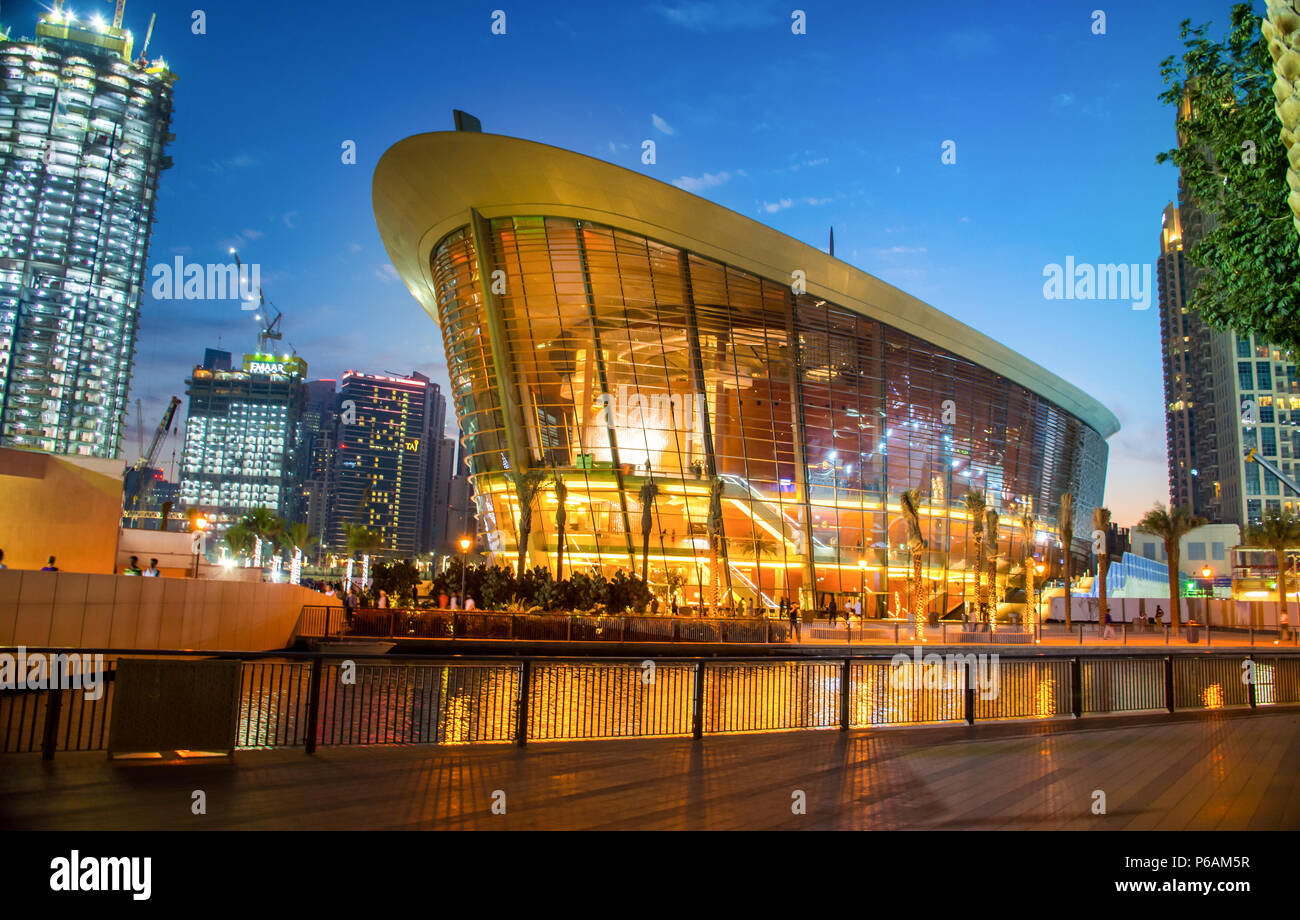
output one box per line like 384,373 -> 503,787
458,536 -> 472,608
1200,565 -> 1213,599
191,515 -> 208,578
857,558 -> 867,621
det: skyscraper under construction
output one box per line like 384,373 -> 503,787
0,7 -> 175,458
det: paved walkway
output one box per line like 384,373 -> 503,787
3,709 -> 1297,830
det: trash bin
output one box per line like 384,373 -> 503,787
1186,621 -> 1200,644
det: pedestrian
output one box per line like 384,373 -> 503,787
670,596 -> 679,617
41,555 -> 59,572
0,548 -> 6,569
1102,609 -> 1116,639
828,596 -> 838,627
787,598 -> 800,642
411,583 -> 419,606
1155,605 -> 1164,631
377,589 -> 389,609
451,594 -> 461,610
854,598 -> 862,622
465,595 -> 476,611
143,558 -> 160,577
439,592 -> 449,609
124,555 -> 142,575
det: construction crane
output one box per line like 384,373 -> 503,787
232,249 -> 284,353
113,0 -> 126,29
123,396 -> 181,519
138,12 -> 155,61
1245,448 -> 1300,497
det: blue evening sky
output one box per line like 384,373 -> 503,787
9,0 -> 1253,526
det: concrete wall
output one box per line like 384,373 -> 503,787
0,447 -> 122,573
0,569 -> 330,651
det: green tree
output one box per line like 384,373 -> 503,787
1156,5 -> 1300,351
279,521 -> 318,560
344,522 -> 383,558
238,507 -> 281,566
1059,493 -> 1075,630
1245,507 -> 1300,635
1137,503 -> 1208,637
224,521 -> 254,559
508,468 -> 551,578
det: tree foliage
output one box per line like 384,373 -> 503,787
1156,5 -> 1300,351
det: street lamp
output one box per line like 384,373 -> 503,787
857,558 -> 868,622
191,515 -> 208,578
1200,565 -> 1213,599
458,536 -> 472,608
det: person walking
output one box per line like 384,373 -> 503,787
1102,609 -> 1116,639
0,548 -> 5,569
143,558 -> 160,577
41,556 -> 58,572
376,589 -> 389,609
828,597 -> 838,628
787,598 -> 800,642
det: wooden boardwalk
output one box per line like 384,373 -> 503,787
2,709 -> 1297,830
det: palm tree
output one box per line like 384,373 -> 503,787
964,491 -> 986,629
1058,492 -> 1075,630
1136,503 -> 1206,637
239,507 -> 280,568
508,468 -> 550,577
225,521 -> 254,560
1093,507 -> 1112,634
1245,508 -> 1300,638
344,522 -> 383,558
1020,509 -> 1037,633
553,473 -> 568,582
900,489 -> 928,641
706,476 -> 724,616
279,522 -> 319,582
639,477 -> 659,585
985,509 -> 999,632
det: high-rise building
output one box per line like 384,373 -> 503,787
179,350 -> 307,531
1156,204 -> 1220,520
0,10 -> 175,458
328,370 -> 445,558
295,378 -> 338,538
430,434 -> 455,552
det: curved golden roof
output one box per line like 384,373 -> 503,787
372,131 -> 1120,439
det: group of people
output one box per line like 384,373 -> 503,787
0,550 -> 61,572
123,556 -> 161,576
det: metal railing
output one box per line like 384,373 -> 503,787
4,649 -> 1299,758
308,608 -> 792,644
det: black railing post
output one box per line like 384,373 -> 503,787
692,661 -> 705,738
41,687 -> 64,761
1165,655 -> 1175,713
305,655 -> 324,755
1247,656 -> 1257,709
964,662 -> 976,726
839,659 -> 851,730
515,659 -> 531,747
1070,657 -> 1083,718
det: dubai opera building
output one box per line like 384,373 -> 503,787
373,131 -> 1119,616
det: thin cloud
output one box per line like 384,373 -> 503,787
651,113 -> 675,135
672,171 -> 730,193
648,2 -> 782,32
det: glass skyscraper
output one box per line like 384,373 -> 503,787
179,351 -> 307,531
0,11 -> 175,459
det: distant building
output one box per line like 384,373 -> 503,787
0,11 -> 177,458
294,378 -> 338,537
443,429 -> 477,553
178,351 -> 307,530
328,370 -> 445,557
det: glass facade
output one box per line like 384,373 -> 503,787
433,215 -> 1109,614
0,19 -> 175,458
